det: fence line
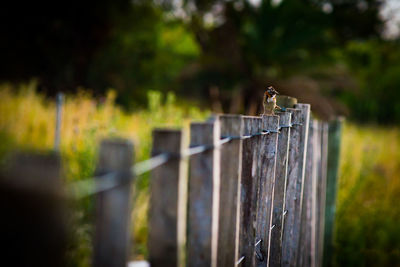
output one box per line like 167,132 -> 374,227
1,97 -> 343,267
68,128 -> 287,199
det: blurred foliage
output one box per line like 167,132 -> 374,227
336,123 -> 400,266
0,83 -> 209,265
337,40 -> 400,124
87,3 -> 200,107
2,0 -> 400,123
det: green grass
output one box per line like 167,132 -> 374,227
335,123 -> 400,266
0,82 -> 209,265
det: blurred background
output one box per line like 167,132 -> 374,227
0,0 -> 399,266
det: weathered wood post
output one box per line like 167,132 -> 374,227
269,111 -> 291,267
217,115 -> 244,267
149,129 -> 188,267
93,139 -> 134,267
298,119 -> 318,267
187,120 -> 220,267
254,115 -> 279,266
322,118 -> 343,267
1,152 -> 67,267
238,116 -> 261,267
311,121 -> 322,267
281,103 -> 310,267
54,92 -> 64,150
316,122 -> 329,267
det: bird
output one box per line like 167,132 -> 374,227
262,86 -> 282,115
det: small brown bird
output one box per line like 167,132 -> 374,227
262,86 -> 281,115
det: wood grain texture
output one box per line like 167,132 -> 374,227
316,122 -> 328,267
269,112 -> 291,267
238,116 -> 262,267
281,103 -> 310,267
323,118 -> 343,267
188,120 -> 220,267
93,139 -> 134,267
311,121 -> 321,267
254,115 -> 279,267
217,115 -> 244,267
298,119 -> 317,267
149,129 -> 187,267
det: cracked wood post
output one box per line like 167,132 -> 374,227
281,103 -> 310,267
187,119 -> 220,267
238,116 -> 262,267
322,118 -> 343,267
149,129 -> 188,267
316,122 -> 329,267
93,139 -> 134,267
217,115 -> 244,267
298,118 -> 319,267
254,115 -> 279,267
269,111 -> 291,267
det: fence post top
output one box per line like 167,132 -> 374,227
262,115 -> 280,131
3,152 -> 63,195
242,116 -> 261,135
242,115 -> 261,119
275,112 -> 292,126
152,129 -> 183,154
152,128 -> 182,134
97,138 -> 134,173
219,115 -> 244,136
217,114 -> 243,119
100,138 -> 134,148
190,120 -> 219,127
294,103 -> 311,110
190,119 -> 220,146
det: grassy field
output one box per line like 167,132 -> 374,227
0,83 -> 399,266
335,123 -> 400,266
0,82 -> 209,266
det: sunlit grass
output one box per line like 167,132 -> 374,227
335,123 -> 400,266
0,82 -> 209,265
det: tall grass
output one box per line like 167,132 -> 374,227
0,82 -> 209,265
1,83 -> 400,266
335,123 -> 400,266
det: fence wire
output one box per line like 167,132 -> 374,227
68,125 -> 293,199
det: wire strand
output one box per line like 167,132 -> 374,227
68,129 -> 277,199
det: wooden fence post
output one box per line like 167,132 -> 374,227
269,111 -> 291,267
93,139 -> 134,267
54,92 -> 64,151
298,119 -> 318,267
322,118 -> 343,267
187,120 -> 220,267
217,115 -> 244,267
316,122 -> 329,267
254,115 -> 279,266
1,152 -> 67,267
311,121 -> 322,267
149,129 -> 187,267
281,103 -> 310,267
238,116 -> 261,267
